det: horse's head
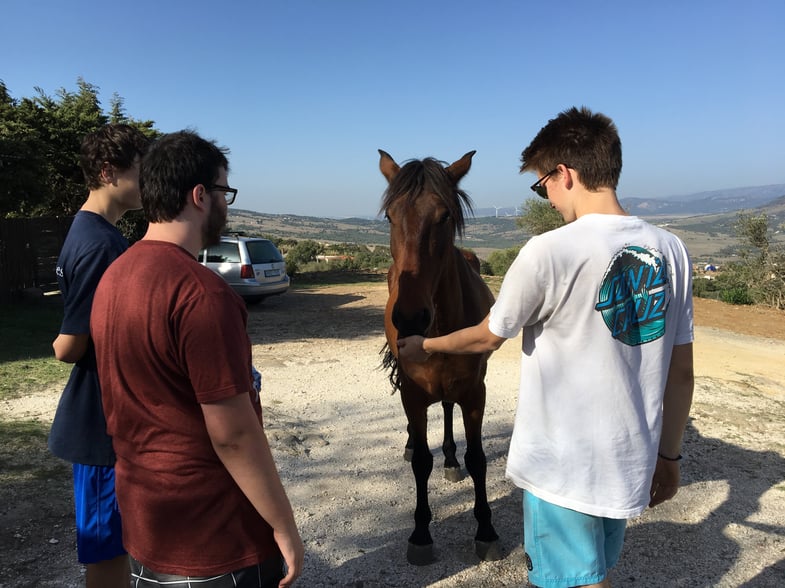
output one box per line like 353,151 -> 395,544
378,149 -> 475,338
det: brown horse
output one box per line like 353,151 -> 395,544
378,149 -> 500,565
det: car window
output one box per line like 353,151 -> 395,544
246,240 -> 283,264
206,242 -> 241,263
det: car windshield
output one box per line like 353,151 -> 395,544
247,240 -> 283,264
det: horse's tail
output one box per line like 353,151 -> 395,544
379,342 -> 402,394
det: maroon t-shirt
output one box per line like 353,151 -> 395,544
91,240 -> 278,575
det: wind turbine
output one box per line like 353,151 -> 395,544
493,206 -> 501,218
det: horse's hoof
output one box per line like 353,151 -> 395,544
403,448 -> 413,462
407,542 -> 436,566
444,466 -> 463,483
475,539 -> 502,561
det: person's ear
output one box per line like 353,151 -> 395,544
100,162 -> 116,185
558,164 -> 574,190
191,184 -> 207,209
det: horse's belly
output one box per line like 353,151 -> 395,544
404,357 -> 486,403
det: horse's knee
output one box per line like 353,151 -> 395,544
464,447 -> 487,477
410,445 -> 434,477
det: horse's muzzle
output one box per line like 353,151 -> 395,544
392,305 -> 431,338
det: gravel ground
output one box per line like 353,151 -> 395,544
1,285 -> 784,587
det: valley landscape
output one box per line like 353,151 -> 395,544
228,188 -> 785,266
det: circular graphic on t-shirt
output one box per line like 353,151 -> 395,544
594,245 -> 671,346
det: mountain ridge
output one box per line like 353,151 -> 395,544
228,186 -> 785,261
619,183 -> 785,216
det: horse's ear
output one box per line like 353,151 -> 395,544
378,149 -> 400,183
446,150 -> 476,182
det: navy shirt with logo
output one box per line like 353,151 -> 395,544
49,211 -> 129,466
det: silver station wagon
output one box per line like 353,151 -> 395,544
198,235 -> 290,304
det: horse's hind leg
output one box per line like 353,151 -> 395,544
462,400 -> 501,561
405,402 -> 463,483
441,401 -> 463,482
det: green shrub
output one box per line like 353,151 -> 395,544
286,259 -> 300,277
286,240 -> 324,267
486,247 -> 520,276
720,286 -> 754,305
692,276 -> 720,298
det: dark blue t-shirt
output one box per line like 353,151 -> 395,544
48,211 -> 129,465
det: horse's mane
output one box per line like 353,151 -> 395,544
380,158 -> 474,238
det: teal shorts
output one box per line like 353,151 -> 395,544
523,490 -> 626,588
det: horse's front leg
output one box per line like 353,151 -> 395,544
462,395 -> 501,561
441,401 -> 463,482
402,394 -> 436,565
403,422 -> 414,462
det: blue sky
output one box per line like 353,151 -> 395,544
2,0 -> 784,218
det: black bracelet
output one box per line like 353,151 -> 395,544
658,452 -> 683,461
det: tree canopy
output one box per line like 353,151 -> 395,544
0,78 -> 159,219
516,198 -> 564,236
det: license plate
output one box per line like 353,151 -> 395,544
264,269 -> 280,277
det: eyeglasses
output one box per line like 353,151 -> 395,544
207,184 -> 238,206
530,169 -> 557,199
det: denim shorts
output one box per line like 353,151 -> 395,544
130,555 -> 285,587
523,490 -> 626,588
73,463 -> 126,564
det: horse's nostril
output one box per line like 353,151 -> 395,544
392,306 -> 431,338
417,308 -> 431,333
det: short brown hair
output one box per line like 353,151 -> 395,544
140,130 -> 230,223
80,124 -> 150,189
520,106 -> 622,191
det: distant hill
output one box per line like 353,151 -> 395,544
228,188 -> 785,263
227,210 -> 526,254
620,184 -> 785,216
645,194 -> 785,264
645,194 -> 785,231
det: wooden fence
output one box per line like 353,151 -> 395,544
0,217 -> 73,301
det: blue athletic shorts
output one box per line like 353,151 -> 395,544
523,490 -> 626,588
73,463 -> 126,564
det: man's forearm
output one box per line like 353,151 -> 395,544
52,332 -> 89,363
659,343 -> 694,458
422,315 -> 505,355
213,428 -> 299,531
203,397 -> 298,533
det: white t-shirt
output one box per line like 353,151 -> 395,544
489,214 -> 694,518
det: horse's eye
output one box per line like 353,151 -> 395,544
438,211 -> 451,224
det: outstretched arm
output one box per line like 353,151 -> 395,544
397,314 -> 507,362
650,342 -> 694,507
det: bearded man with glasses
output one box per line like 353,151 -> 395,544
90,130 -> 303,587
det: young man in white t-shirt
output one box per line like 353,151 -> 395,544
397,106 -> 694,588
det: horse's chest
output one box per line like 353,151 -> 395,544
405,356 -> 482,401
